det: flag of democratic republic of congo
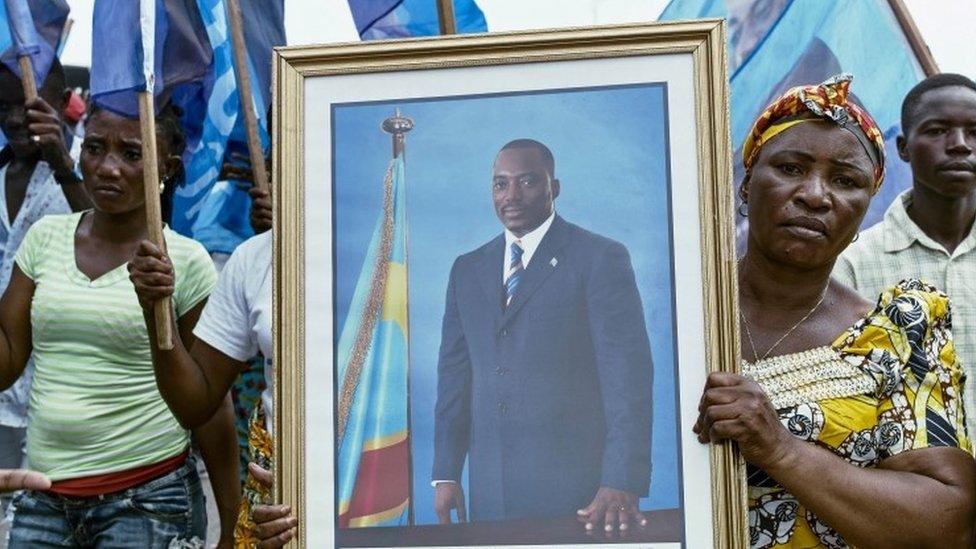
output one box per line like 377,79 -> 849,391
336,155 -> 411,528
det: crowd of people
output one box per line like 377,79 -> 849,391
0,24 -> 973,549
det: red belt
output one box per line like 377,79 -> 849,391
47,448 -> 190,498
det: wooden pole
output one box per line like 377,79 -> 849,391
138,91 -> 174,350
58,18 -> 74,57
225,0 -> 270,192
17,56 -> 37,103
436,0 -> 457,35
887,0 -> 939,76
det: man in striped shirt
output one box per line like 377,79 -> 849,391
834,73 -> 976,436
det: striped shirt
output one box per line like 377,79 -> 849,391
15,212 -> 216,480
834,189 -> 976,438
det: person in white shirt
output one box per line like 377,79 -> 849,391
130,184 -> 295,546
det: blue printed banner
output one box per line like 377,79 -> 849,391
350,0 -> 487,39
660,0 -> 927,244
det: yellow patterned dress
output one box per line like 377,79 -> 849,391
743,280 -> 972,549
234,403 -> 274,548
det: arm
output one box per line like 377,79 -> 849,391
574,242 -> 653,531
193,396 -> 240,549
129,241 -> 244,427
697,373 -> 976,549
178,302 -> 240,549
431,261 -> 472,523
24,97 -> 91,211
0,267 -> 35,390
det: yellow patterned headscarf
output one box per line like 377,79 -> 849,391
742,74 -> 886,193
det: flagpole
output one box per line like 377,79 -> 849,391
5,0 -> 37,102
381,109 -> 415,525
57,18 -> 74,57
436,0 -> 457,35
16,55 -> 36,103
139,0 -> 174,350
225,0 -> 270,192
887,0 -> 939,76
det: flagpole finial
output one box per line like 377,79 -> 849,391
382,109 -> 413,158
382,109 -> 413,136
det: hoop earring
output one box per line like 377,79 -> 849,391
851,232 -> 859,243
738,202 -> 748,218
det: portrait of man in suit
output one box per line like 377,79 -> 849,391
431,138 -> 655,532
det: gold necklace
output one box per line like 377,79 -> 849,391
739,289 -> 828,362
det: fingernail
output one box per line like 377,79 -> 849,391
585,523 -> 594,531
640,518 -> 648,526
576,509 -> 587,515
620,523 -> 628,530
284,506 -> 292,513
604,524 -> 613,532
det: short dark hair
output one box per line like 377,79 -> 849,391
901,73 -> 976,132
499,138 -> 556,179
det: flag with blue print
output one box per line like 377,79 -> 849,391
173,0 -> 284,253
336,155 -> 411,528
0,0 -> 68,87
350,0 -> 486,39
660,0 -> 927,248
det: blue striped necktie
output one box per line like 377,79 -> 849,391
505,241 -> 524,307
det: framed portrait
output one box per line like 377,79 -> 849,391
273,19 -> 745,548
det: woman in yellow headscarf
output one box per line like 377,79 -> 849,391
696,74 -> 975,548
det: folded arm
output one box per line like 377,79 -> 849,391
697,372 -> 975,549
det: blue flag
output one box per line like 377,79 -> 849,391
350,0 -> 487,39
90,0 -> 212,123
172,0 -> 285,253
0,0 -> 68,86
660,0 -> 927,245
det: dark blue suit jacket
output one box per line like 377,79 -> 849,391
432,215 -> 654,521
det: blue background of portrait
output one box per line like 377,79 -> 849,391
332,83 -> 680,524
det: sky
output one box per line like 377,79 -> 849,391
60,0 -> 976,78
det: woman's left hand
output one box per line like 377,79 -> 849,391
693,372 -> 798,470
127,240 -> 175,310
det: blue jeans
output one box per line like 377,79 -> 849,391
8,456 -> 207,548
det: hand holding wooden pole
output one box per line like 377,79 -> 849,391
138,91 -> 174,350
225,0 -> 269,192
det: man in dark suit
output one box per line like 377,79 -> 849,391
432,139 -> 654,532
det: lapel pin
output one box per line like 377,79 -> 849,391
550,257 -> 558,267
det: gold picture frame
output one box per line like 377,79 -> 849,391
273,19 -> 745,548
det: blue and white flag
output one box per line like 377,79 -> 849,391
0,0 -> 68,85
350,0 -> 487,39
173,0 -> 284,253
660,0 -> 928,244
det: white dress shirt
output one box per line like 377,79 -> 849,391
503,211 -> 556,281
